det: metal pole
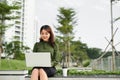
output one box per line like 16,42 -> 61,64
110,0 -> 116,71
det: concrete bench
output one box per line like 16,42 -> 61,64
0,70 -> 28,80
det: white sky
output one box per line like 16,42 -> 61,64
35,0 -> 120,51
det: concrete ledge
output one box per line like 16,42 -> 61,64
0,70 -> 28,80
25,77 -> 120,80
0,70 -> 28,75
48,77 -> 120,80
68,67 -> 92,71
25,75 -> 120,80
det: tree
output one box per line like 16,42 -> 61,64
86,48 -> 102,59
0,0 -> 20,60
4,36 -> 30,60
71,40 -> 89,66
56,7 -> 77,67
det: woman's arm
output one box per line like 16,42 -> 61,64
52,43 -> 59,66
33,42 -> 39,52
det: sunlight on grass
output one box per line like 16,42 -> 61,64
0,59 -> 27,70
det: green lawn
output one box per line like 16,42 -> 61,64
0,59 -> 29,70
0,59 -> 120,75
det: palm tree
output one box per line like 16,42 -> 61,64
56,7 -> 77,67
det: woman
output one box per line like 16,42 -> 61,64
31,25 -> 58,80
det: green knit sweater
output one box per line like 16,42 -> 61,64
33,41 -> 58,66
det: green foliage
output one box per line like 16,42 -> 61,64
1,59 -> 120,75
55,69 -> 120,76
82,60 -> 90,67
67,69 -> 120,76
0,0 -> 21,54
68,69 -> 78,75
56,69 -> 62,76
14,53 -> 25,60
86,48 -> 102,59
56,38 -> 91,67
56,7 -> 77,67
103,51 -> 120,58
70,40 -> 89,66
0,59 -> 27,70
103,51 -> 112,58
56,7 -> 77,34
4,40 -> 30,60
0,1 -> 20,22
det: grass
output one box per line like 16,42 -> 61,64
0,59 -> 29,70
0,59 -> 120,75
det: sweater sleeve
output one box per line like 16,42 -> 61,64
33,42 -> 39,52
52,43 -> 59,66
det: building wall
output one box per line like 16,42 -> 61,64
24,0 -> 37,50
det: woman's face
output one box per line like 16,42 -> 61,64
40,29 -> 50,41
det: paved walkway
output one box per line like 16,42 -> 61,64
25,77 -> 120,80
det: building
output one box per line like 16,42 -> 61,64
24,0 -> 37,50
4,0 -> 25,43
4,0 -> 37,51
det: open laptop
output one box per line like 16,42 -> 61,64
25,52 -> 51,67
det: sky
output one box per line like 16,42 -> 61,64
35,0 -> 120,51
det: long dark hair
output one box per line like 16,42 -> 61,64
40,25 -> 55,47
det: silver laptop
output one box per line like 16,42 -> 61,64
25,52 -> 51,67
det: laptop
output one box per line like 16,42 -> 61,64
25,52 -> 51,67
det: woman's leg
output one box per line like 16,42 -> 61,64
39,68 -> 48,80
30,68 -> 39,80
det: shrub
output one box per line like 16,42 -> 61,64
82,60 -> 90,67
